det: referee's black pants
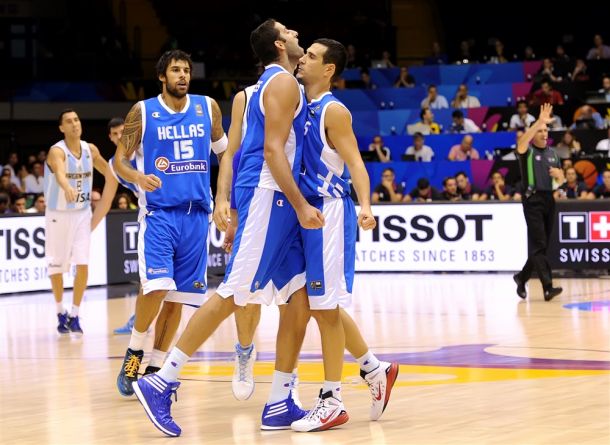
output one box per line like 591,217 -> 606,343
517,191 -> 555,289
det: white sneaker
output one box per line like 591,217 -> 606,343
232,344 -> 256,400
291,389 -> 349,432
291,373 -> 302,409
361,361 -> 399,421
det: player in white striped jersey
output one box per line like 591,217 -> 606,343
45,109 -> 115,334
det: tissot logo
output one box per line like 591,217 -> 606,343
559,212 -> 587,242
590,212 -> 610,242
559,211 -> 610,243
123,222 -> 139,254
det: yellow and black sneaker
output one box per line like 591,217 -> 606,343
117,348 -> 143,396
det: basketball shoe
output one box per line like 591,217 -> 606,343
133,373 -> 181,437
361,361 -> 399,420
144,365 -> 161,376
232,343 -> 256,400
291,372 -> 302,408
113,314 -> 135,335
291,389 -> 349,432
261,391 -> 307,430
68,315 -> 83,334
57,312 -> 69,334
117,348 -> 143,396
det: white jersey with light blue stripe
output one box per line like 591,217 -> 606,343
235,64 -> 306,190
240,85 -> 256,139
44,140 -> 93,211
300,92 -> 351,199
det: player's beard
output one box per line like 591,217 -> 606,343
166,82 -> 188,99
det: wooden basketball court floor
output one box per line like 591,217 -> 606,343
1,273 -> 609,444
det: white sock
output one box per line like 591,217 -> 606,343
357,350 -> 380,374
268,370 -> 293,404
70,305 -> 79,317
128,328 -> 147,351
56,302 -> 64,314
322,380 -> 342,401
292,368 -> 299,380
149,349 -> 166,368
156,347 -> 190,382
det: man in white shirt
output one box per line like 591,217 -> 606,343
509,100 -> 535,131
596,128 -> 610,152
451,84 -> 481,108
24,161 -> 44,193
420,84 -> 448,109
405,132 -> 435,161
449,110 -> 481,133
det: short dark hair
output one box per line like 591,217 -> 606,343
156,50 -> 193,79
428,84 -> 437,91
413,132 -> 424,140
417,178 -> 430,189
250,19 -> 281,65
108,117 -> 125,132
58,108 -> 77,125
420,108 -> 429,120
452,109 -> 464,119
443,176 -> 456,187
455,171 -> 468,179
382,167 -> 395,175
313,38 -> 347,81
516,99 -> 528,107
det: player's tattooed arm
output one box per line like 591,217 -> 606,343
113,102 -> 162,192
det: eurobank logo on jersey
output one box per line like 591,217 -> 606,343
155,156 -> 208,174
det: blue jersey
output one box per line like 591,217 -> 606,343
109,155 -> 138,195
44,140 -> 93,211
235,64 -> 306,190
139,94 -> 213,211
300,92 -> 351,199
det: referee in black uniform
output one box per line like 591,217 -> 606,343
514,103 -> 563,301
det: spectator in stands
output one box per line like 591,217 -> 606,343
523,46 -> 536,61
441,177 -> 461,201
394,66 -> 415,88
11,193 -> 26,214
0,192 -> 9,214
372,168 -> 404,203
448,110 -> 481,134
571,105 -> 605,130
598,76 -> 610,102
113,192 -> 135,210
91,190 -> 102,210
457,40 -> 475,63
595,127 -> 610,152
530,80 -> 564,106
37,150 -> 47,163
407,107 -> 441,135
554,167 -> 589,200
455,171 -> 482,200
483,171 -> 519,201
509,100 -> 536,131
26,194 -> 46,213
448,135 -> 480,160
360,69 -> 376,89
377,50 -> 395,68
535,58 -> 563,83
425,42 -> 448,65
0,173 -> 18,196
592,169 -> 610,198
570,59 -> 589,83
346,44 -> 360,68
553,45 -> 571,77
488,39 -> 508,64
2,151 -> 20,188
586,34 -> 610,60
23,161 -> 44,194
368,135 -> 391,162
557,130 -> 582,157
451,84 -> 481,108
409,177 -> 442,202
404,133 -> 435,161
548,108 -> 564,130
420,84 -> 448,109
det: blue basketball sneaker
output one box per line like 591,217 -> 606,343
113,314 -> 135,335
57,312 -> 69,334
117,348 -> 143,396
133,374 -> 181,437
261,392 -> 308,430
68,315 -> 83,334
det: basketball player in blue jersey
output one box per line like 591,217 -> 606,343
45,109 -> 115,334
132,20 -> 322,436
114,50 -> 229,398
289,39 -> 399,431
